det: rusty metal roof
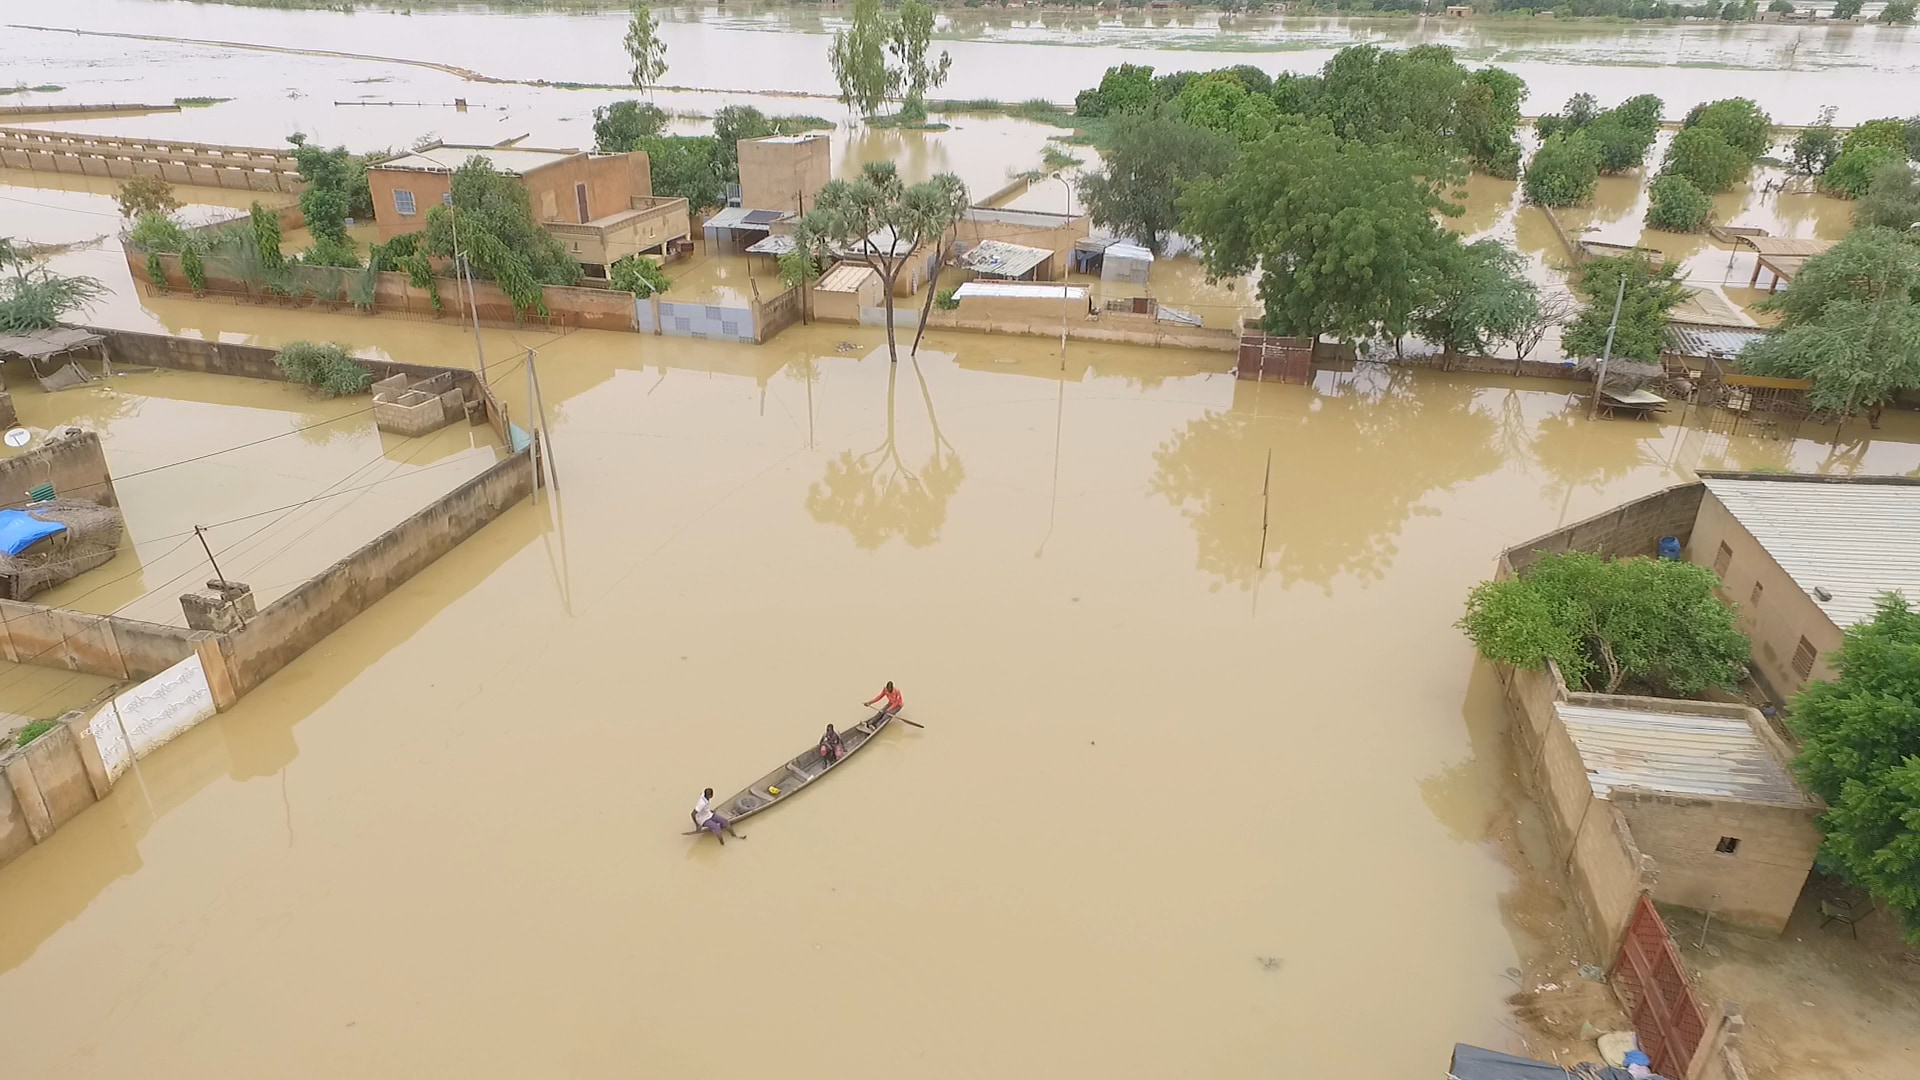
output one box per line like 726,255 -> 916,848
1663,324 -> 1770,360
1556,703 -> 1812,807
1701,475 -> 1920,628
958,239 -> 1052,279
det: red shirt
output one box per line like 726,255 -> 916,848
867,686 -> 903,711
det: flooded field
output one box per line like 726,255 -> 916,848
0,288 -> 1917,1075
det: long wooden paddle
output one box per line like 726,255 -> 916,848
859,704 -> 924,729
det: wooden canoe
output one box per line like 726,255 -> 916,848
686,711 -> 895,834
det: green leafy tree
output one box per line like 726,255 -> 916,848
1077,111 -> 1235,255
1788,595 -> 1920,943
114,176 -> 179,220
1820,143 -> 1905,199
1535,91 -> 1600,141
1831,0 -> 1862,15
712,105 -> 774,181
1524,133 -> 1601,206
1171,75 -> 1250,135
1661,126 -> 1750,193
1457,551 -> 1751,697
1843,117 -> 1910,155
423,156 -> 581,316
1181,117 -> 1458,343
592,100 -> 669,152
1580,95 -> 1665,173
1880,0 -> 1916,23
1683,97 -> 1774,160
831,0 -> 893,117
1767,0 -> 1794,11
1741,227 -> 1920,423
638,136 -> 725,210
1791,106 -> 1843,176
249,202 -> 286,272
1855,161 -> 1920,231
1414,238 -> 1542,359
1311,44 -> 1524,176
1561,254 -> 1688,363
1076,63 -> 1156,119
909,172 -> 969,355
888,0 -> 950,123
623,3 -> 668,92
127,211 -> 190,253
1269,71 -> 1322,116
1460,66 -> 1529,177
610,253 -> 671,298
287,137 -> 361,264
0,239 -> 108,332
794,162 -> 968,362
1645,174 -> 1714,232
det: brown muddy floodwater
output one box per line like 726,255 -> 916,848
2,289 -> 1919,1075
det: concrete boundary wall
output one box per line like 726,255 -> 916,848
0,428 -> 118,512
0,600 -> 200,680
222,446 -> 536,695
1501,482 -> 1707,576
90,326 -> 482,399
0,126 -> 301,191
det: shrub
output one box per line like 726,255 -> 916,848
1645,174 -> 1713,232
1879,0 -> 1915,23
934,286 -> 959,310
1522,133 -> 1600,206
1661,126 -> 1748,193
1842,118 -> 1910,155
127,211 -> 190,253
1457,551 -> 1750,697
609,253 -> 671,298
1820,144 -> 1904,199
274,341 -> 371,397
115,176 -> 180,220
12,719 -> 57,748
146,250 -> 166,288
181,246 -> 206,293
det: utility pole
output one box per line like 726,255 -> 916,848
1586,272 -> 1627,421
193,525 -> 247,627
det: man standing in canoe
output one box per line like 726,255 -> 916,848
860,681 -> 903,731
692,787 -> 742,844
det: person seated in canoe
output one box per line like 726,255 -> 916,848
860,681 -> 903,731
691,787 -> 741,844
818,723 -> 847,764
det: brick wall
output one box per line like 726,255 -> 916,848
1503,482 -> 1707,575
1613,791 -> 1821,934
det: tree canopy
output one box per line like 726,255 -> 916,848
1791,106 -> 1842,176
1821,143 -> 1905,200
0,239 -> 108,332
887,0 -> 949,122
1855,161 -> 1920,231
1414,238 -> 1543,359
1661,98 -> 1772,195
1740,228 -> 1920,422
830,0 -> 954,121
1181,117 -> 1458,342
831,0 -> 889,117
1560,254 -> 1688,363
1457,551 -> 1750,697
423,156 -> 581,315
592,100 -> 668,152
623,3 -> 668,92
1789,594 -> 1920,943
1645,174 -> 1713,232
1076,111 -> 1235,255
115,176 -> 179,220
1523,133 -> 1601,207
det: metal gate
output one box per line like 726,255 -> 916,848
1613,895 -> 1707,1078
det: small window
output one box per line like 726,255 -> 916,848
1750,581 -> 1764,606
393,189 -> 417,216
1792,637 -> 1818,679
1715,836 -> 1740,855
1712,541 -> 1733,578
575,181 -> 590,223
441,191 -> 453,206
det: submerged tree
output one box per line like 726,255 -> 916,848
592,100 -> 669,152
1414,239 -> 1542,360
794,161 -> 967,362
830,0 -> 893,117
623,3 -> 669,93
1458,551 -> 1750,697
888,0 -> 950,123
423,156 -> 581,315
1791,106 -> 1843,176
1560,254 -> 1688,363
1077,111 -> 1235,255
0,239 -> 109,332
1789,594 -> 1920,943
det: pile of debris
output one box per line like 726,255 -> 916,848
0,498 -> 125,601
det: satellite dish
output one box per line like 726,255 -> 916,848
3,428 -> 30,448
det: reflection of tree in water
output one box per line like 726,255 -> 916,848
806,356 -> 964,549
1531,408 -> 1661,503
1151,371 -> 1502,590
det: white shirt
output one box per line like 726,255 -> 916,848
693,794 -> 714,826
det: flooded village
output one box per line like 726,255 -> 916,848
3,1 -> 1920,1077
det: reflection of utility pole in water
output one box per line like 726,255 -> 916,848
1037,378 -> 1064,559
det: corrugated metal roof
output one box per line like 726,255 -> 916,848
816,263 -> 877,293
372,145 -> 579,175
744,234 -> 795,255
953,282 -> 1088,300
703,206 -> 774,232
1664,324 -> 1771,360
1105,242 -> 1155,264
958,239 -> 1053,278
1557,703 -> 1811,807
1701,476 -> 1920,627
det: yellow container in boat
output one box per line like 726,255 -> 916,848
768,785 -> 781,796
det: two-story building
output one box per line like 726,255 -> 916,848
365,143 -> 691,277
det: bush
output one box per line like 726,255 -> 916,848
115,176 -> 180,220
145,250 -> 166,288
127,211 -> 190,253
1073,88 -> 1109,118
1661,126 -> 1748,193
12,719 -> 57,748
934,286 -> 959,310
1457,551 -> 1750,697
609,253 -> 671,298
274,341 -> 371,397
181,246 -> 206,293
1879,0 -> 1915,23
1843,118 -> 1910,155
1522,133 -> 1600,206
1820,143 -> 1903,199
1682,97 -> 1773,160
1767,0 -> 1792,11
1855,161 -> 1920,230
1645,174 -> 1713,232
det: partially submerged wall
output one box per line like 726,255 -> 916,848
0,429 -> 118,511
223,446 -> 536,695
0,126 -> 303,192
0,601 -> 200,680
91,326 -> 482,399
1501,482 -> 1707,576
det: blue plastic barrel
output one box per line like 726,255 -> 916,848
1657,535 -> 1681,561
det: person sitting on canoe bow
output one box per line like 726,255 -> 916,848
860,681 -> 903,731
692,787 -> 741,844
819,724 -> 846,764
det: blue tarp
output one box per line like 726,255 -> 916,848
0,509 -> 68,556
